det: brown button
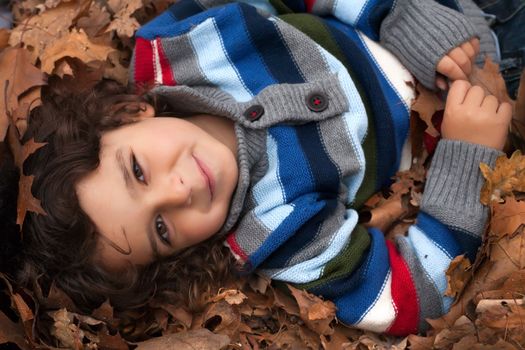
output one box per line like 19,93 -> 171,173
244,105 -> 264,121
306,92 -> 328,112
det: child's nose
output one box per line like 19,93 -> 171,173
158,173 -> 192,207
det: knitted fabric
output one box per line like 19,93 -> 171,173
131,0 -> 501,335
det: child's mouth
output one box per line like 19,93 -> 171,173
193,155 -> 215,201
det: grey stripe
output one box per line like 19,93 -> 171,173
160,35 -> 211,86
312,0 -> 336,16
285,203 -> 347,266
395,235 -> 444,332
273,19 -> 329,82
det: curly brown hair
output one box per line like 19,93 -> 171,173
15,78 -> 234,314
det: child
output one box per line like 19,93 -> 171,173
13,0 -> 512,336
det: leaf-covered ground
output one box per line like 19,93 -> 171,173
1,0 -> 525,349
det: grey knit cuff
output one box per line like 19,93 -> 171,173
379,0 -> 477,90
421,140 -> 503,238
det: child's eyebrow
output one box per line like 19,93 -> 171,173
116,149 -> 160,260
116,149 -> 136,199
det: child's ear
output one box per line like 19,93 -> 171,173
134,103 -> 155,120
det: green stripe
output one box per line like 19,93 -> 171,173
278,13 -> 377,209
295,225 -> 370,290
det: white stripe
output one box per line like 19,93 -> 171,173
333,0 -> 370,25
355,269 -> 396,333
188,18 -> 253,102
151,39 -> 163,85
252,134 -> 294,231
319,48 -> 367,203
267,209 -> 358,283
408,225 -> 454,311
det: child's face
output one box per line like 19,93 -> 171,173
75,114 -> 238,271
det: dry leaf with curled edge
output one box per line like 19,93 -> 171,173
0,311 -> 30,350
40,29 -> 116,74
0,47 -> 46,141
445,255 -> 472,298
210,289 -> 248,305
0,29 -> 9,50
480,151 -> 525,204
288,284 -> 336,336
470,56 -> 514,105
105,0 -> 142,39
490,197 -> 525,238
9,1 -> 90,63
411,83 -> 444,137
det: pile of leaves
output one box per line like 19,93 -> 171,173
1,0 -> 525,349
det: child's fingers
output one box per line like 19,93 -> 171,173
481,94 -> 499,112
471,37 -> 480,56
435,76 -> 448,90
463,85 -> 485,106
497,101 -> 513,118
437,55 -> 468,81
460,40 -> 476,63
448,46 -> 473,76
447,80 -> 471,105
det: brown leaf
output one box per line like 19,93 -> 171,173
0,47 -> 46,141
0,311 -> 30,350
11,86 -> 42,137
17,174 -> 46,226
210,289 -> 248,305
490,197 -> 525,238
9,1 -> 91,63
480,151 -> 525,204
0,29 -> 9,50
105,0 -> 142,38
135,328 -> 230,350
470,56 -> 514,105
50,309 -> 85,350
202,300 -> 243,339
477,300 -> 525,329
407,334 -> 436,350
77,1 -> 111,37
288,285 -> 336,336
40,28 -> 116,74
320,331 -> 351,350
445,255 -> 472,298
411,83 -> 444,137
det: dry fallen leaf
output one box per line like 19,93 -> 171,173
50,309 -> 85,350
470,56 -> 514,105
445,255 -> 472,298
490,197 -> 525,238
480,151 -> 525,204
105,0 -> 142,39
135,328 -> 229,350
0,311 -> 30,350
40,28 -> 116,74
288,284 -> 336,336
411,83 -> 444,137
0,29 -> 9,50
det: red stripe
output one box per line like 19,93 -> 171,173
305,0 -> 316,12
385,240 -> 419,335
226,234 -> 249,262
134,38 -> 154,88
156,38 -> 176,86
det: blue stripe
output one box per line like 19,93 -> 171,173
322,228 -> 389,325
240,4 -> 304,84
282,0 -> 306,12
416,212 -> 462,259
167,0 -> 203,21
356,0 -> 394,40
452,228 -> 481,263
249,193 -> 325,269
215,4 -> 276,95
325,18 -> 409,188
261,199 -> 337,269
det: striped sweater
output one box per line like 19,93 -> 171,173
131,0 -> 502,335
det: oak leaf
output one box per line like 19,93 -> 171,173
490,197 -> 525,238
470,56 -> 514,105
445,255 -> 472,298
77,1 -> 111,37
105,0 -> 142,39
411,83 -> 444,137
288,284 -> 336,336
40,28 -> 116,74
480,151 -> 525,204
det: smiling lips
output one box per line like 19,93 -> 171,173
193,155 -> 215,200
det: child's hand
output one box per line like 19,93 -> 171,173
435,38 -> 480,90
441,80 -> 512,150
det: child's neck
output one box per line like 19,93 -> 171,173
186,114 -> 237,158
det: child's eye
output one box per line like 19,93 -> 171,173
132,154 -> 145,183
155,215 -> 171,245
